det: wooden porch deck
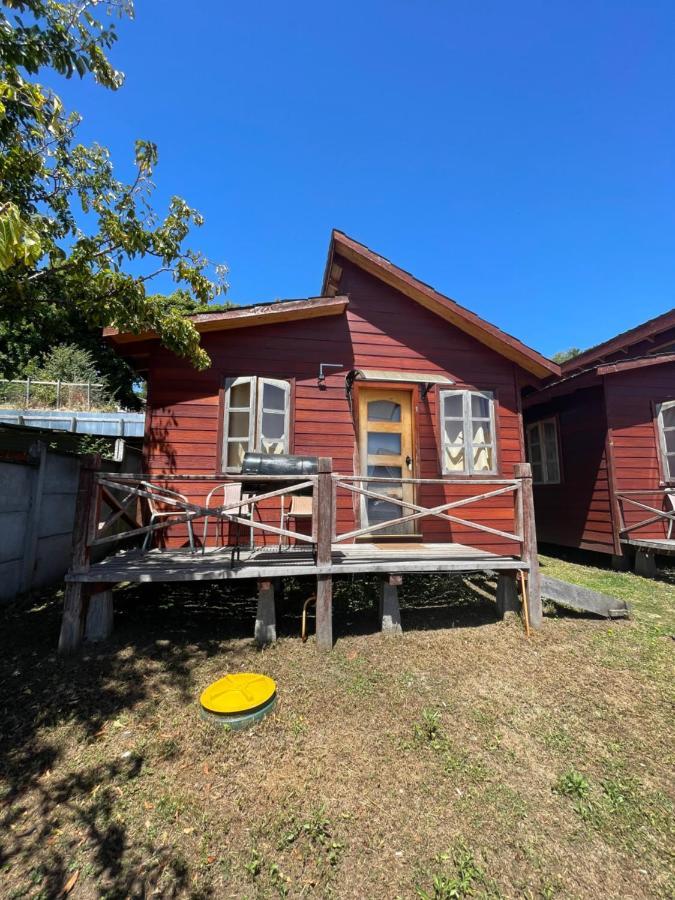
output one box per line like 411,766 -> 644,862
58,458 -> 543,654
68,542 -> 529,583
622,537 -> 675,556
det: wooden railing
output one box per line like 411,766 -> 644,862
88,471 -> 320,562
68,457 -> 539,577
615,488 -> 675,540
331,475 -> 524,544
60,457 -> 542,653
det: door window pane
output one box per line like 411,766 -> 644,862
368,400 -> 401,422
366,465 -> 403,498
367,465 -> 403,479
367,432 -> 402,456
367,498 -> 402,524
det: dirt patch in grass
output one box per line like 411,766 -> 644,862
1,557 -> 674,898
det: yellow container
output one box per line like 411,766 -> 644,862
200,673 -> 276,717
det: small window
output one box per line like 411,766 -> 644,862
222,377 -> 290,470
526,418 -> 561,484
656,400 -> 675,482
439,389 -> 497,475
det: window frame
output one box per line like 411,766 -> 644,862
220,376 -> 291,472
526,417 -> 562,485
438,388 -> 498,476
655,399 -> 675,484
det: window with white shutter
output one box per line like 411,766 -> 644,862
222,377 -> 290,471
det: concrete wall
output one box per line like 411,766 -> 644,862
0,442 -> 141,601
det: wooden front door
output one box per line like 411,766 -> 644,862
358,388 -> 415,536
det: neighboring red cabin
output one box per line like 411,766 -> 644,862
106,231 -> 558,557
523,309 -> 675,569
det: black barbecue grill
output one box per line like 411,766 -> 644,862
240,453 -> 318,495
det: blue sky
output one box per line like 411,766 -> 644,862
55,0 -> 675,357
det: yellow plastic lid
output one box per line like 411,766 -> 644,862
200,673 -> 276,715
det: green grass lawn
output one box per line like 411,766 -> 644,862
0,552 -> 673,899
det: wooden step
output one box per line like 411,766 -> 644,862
541,575 -> 630,619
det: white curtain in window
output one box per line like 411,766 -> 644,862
440,390 -> 496,475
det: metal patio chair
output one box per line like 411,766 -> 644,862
279,494 -> 313,551
141,482 -> 195,552
202,482 -> 255,562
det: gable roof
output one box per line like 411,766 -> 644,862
561,307 -> 675,375
322,230 -> 559,380
103,295 -> 349,345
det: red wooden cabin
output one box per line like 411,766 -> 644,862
523,309 -> 675,574
58,231 -> 559,653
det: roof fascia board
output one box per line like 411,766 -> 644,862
562,308 -> 675,375
326,232 -> 559,380
104,295 -> 348,344
596,353 -> 675,376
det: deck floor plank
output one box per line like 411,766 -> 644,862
68,542 -> 528,583
623,538 -> 675,555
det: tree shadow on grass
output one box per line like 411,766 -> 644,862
0,581 -> 263,899
0,572 -> 501,896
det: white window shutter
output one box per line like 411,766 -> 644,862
257,378 -> 290,455
222,376 -> 256,470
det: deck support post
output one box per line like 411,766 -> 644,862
634,548 -> 657,578
496,572 -> 519,618
58,582 -> 86,654
611,552 -> 631,572
379,574 -> 403,635
514,463 -> 543,630
255,579 -> 276,645
85,588 -> 114,642
314,457 -> 334,650
58,453 -> 101,655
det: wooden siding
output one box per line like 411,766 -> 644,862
604,362 -> 675,541
142,255 -> 528,554
524,386 -> 616,554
